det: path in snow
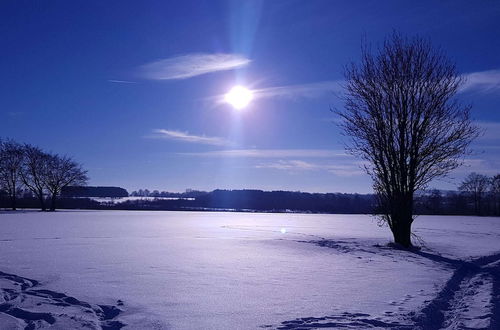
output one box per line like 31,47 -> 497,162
269,240 -> 500,329
0,270 -> 125,330
413,251 -> 500,330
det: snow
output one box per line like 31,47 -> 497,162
442,271 -> 493,329
86,196 -> 195,204
0,211 -> 499,329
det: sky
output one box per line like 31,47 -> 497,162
1,0 -> 500,194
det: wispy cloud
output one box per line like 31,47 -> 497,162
452,158 -> 500,175
253,81 -> 343,100
140,53 -> 250,80
180,149 -> 348,158
108,79 -> 137,84
149,129 -> 231,146
258,71 -> 500,97
255,159 -> 364,176
475,120 -> 500,141
461,70 -> 500,93
180,148 -> 363,176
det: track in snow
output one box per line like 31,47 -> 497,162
413,251 -> 500,330
268,241 -> 500,329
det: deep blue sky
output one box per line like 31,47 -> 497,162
1,0 -> 499,193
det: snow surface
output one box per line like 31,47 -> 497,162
0,211 -> 499,329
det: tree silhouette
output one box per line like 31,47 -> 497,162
20,145 -> 50,211
491,174 -> 500,216
0,140 -> 24,210
459,172 -> 490,215
338,33 -> 479,247
44,154 -> 88,211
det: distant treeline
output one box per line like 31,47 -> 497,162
121,188 -> 500,216
129,189 -> 206,198
4,186 -> 499,216
193,190 -> 375,214
61,186 -> 129,198
123,174 -> 500,216
2,189 -> 375,214
414,189 -> 499,216
2,162 -> 499,216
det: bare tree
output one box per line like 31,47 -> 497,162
491,174 -> 500,216
0,140 -> 25,210
459,172 -> 491,215
338,33 -> 479,247
44,154 -> 88,211
20,145 -> 50,211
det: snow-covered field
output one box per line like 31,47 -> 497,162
0,211 -> 499,329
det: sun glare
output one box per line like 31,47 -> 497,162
225,86 -> 253,110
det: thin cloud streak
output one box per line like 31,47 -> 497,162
108,79 -> 137,84
253,69 -> 499,98
149,129 -> 231,146
254,70 -> 500,98
452,158 -> 500,175
180,149 -> 349,158
255,159 -> 364,176
140,53 -> 251,80
253,81 -> 343,100
461,69 -> 500,93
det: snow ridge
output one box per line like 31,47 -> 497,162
262,312 -> 413,329
0,270 -> 125,329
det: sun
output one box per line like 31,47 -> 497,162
224,86 -> 253,110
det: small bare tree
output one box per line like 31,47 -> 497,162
459,172 -> 491,215
20,145 -> 51,211
491,174 -> 500,216
44,154 -> 88,211
338,33 -> 479,247
0,140 -> 25,210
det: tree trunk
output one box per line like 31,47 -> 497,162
389,194 -> 414,248
10,194 -> 16,211
37,190 -> 46,211
477,195 -> 482,216
50,193 -> 57,211
10,181 -> 17,210
391,218 -> 412,248
473,193 -> 480,215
